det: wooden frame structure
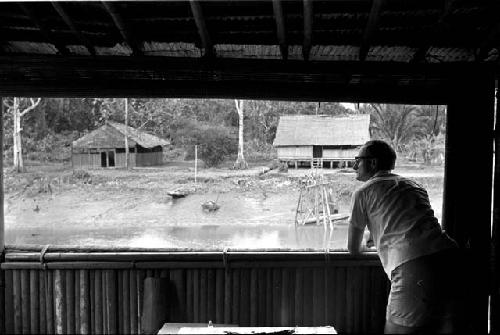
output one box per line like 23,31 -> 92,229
0,1 -> 499,334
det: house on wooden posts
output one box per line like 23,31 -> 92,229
273,114 -> 370,168
71,121 -> 170,168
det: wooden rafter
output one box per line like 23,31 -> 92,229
102,1 -> 142,56
302,0 -> 313,61
359,0 -> 384,62
477,21 -> 500,61
411,0 -> 455,63
51,2 -> 96,56
18,3 -> 69,55
189,0 -> 214,58
272,0 -> 288,61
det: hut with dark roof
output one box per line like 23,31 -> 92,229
273,114 -> 370,168
72,121 -> 170,168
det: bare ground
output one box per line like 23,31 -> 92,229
3,160 -> 444,247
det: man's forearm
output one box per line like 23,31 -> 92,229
348,224 -> 364,254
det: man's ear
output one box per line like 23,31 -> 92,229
369,158 -> 378,170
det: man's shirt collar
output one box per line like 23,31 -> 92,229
371,170 -> 392,179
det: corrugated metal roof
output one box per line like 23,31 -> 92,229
73,122 -> 170,149
273,114 -> 370,146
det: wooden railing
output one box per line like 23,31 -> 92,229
1,247 -> 389,334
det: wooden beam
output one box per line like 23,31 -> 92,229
477,21 -> 500,61
411,0 -> 455,63
0,98 -> 3,254
491,79 -> 500,335
51,2 -> 96,56
444,76 -> 494,334
0,55 -> 491,103
189,0 -> 214,58
359,0 -> 384,62
101,1 -> 142,56
302,0 -> 313,61
18,3 -> 70,55
272,0 -> 288,61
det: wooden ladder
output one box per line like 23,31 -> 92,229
311,158 -> 323,169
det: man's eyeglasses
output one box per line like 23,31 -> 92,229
354,156 -> 375,163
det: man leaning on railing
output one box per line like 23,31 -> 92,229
347,140 -> 468,334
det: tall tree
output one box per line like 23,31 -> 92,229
233,99 -> 248,169
4,97 -> 41,172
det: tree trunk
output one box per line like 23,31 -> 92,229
125,98 -> 129,169
11,97 -> 41,173
233,99 -> 248,169
12,98 -> 24,172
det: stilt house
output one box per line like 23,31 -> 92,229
0,1 -> 499,335
72,121 -> 170,168
273,115 -> 370,168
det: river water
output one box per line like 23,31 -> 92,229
5,191 -> 350,250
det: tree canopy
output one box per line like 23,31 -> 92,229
1,98 -> 445,167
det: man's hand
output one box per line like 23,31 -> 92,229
365,232 -> 374,248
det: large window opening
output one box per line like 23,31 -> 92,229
3,98 -> 446,250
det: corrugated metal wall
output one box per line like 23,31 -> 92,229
1,256 -> 389,334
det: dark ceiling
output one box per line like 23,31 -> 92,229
0,0 -> 499,102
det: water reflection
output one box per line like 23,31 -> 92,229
87,225 -> 350,250
6,192 -> 350,250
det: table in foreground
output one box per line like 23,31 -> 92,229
159,323 -> 337,334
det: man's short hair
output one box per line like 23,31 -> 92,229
364,140 -> 397,170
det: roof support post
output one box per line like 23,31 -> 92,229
272,0 -> 288,61
491,79 -> 500,334
443,73 -> 494,334
0,97 -> 4,254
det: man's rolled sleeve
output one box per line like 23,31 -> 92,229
349,188 -> 368,230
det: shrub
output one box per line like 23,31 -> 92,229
196,126 -> 237,167
170,120 -> 237,167
245,139 -> 277,161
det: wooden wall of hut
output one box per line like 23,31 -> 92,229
276,146 -> 312,160
115,153 -> 137,168
1,251 -> 389,334
72,153 -> 102,168
322,148 -> 358,160
135,152 -> 163,167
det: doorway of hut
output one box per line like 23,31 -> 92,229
100,151 -> 115,167
313,146 -> 323,158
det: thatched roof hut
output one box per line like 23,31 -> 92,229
273,114 -> 370,168
72,121 -> 170,168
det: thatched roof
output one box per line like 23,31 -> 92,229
0,1 -> 498,101
72,121 -> 170,149
0,1 -> 497,63
273,114 -> 370,146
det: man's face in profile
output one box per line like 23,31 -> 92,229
353,146 -> 376,182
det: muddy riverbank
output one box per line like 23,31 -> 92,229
4,161 -> 444,249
